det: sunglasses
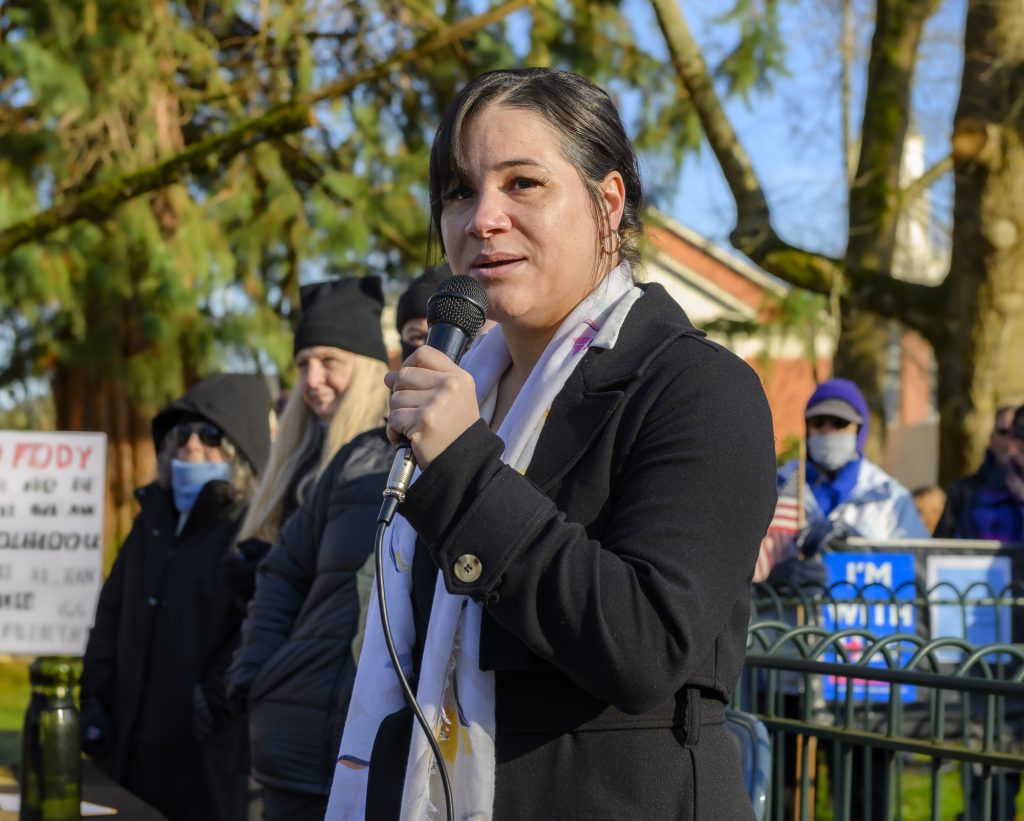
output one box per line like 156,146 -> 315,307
174,422 -> 224,448
807,415 -> 854,431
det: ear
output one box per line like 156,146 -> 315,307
599,170 -> 626,235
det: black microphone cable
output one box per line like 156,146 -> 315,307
372,276 -> 487,821
372,516 -> 453,820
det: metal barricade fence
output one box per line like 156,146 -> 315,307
750,580 -> 1024,644
742,581 -> 1024,820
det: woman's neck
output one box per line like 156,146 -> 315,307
498,261 -> 621,398
501,324 -> 558,384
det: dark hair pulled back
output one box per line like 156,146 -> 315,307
429,68 -> 644,269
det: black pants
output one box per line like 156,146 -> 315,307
262,786 -> 328,821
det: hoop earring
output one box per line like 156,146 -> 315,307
601,232 -> 621,256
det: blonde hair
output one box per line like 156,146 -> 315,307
238,353 -> 389,544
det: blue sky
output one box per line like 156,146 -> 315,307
614,0 -> 966,260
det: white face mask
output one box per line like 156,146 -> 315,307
807,432 -> 858,472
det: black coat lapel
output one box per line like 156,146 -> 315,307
524,283 -> 707,494
525,363 -> 624,493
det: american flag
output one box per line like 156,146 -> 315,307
753,469 -> 804,582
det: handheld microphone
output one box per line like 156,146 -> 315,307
378,274 -> 488,525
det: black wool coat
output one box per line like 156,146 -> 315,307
228,428 -> 393,796
80,481 -> 249,821
366,284 -> 778,821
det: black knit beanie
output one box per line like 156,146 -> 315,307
395,264 -> 452,332
293,275 -> 388,363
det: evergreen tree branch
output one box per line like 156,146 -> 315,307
274,141 -> 422,259
0,103 -> 42,130
0,0 -> 530,258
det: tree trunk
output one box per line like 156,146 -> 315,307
53,363 -> 156,563
940,0 -> 1024,484
839,0 -> 937,461
832,309 -> 889,460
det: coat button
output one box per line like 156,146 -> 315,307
453,555 -> 482,583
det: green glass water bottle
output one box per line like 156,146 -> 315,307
19,658 -> 81,821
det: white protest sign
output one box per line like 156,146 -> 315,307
0,430 -> 107,656
926,553 -> 1014,662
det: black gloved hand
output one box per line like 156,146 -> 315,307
237,537 -> 273,562
80,705 -> 115,758
192,667 -> 235,737
795,519 -> 859,558
221,537 -> 272,602
766,555 -> 830,592
193,677 -> 234,740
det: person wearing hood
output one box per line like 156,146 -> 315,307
775,377 -> 930,555
80,373 -> 271,821
223,276 -> 392,603
764,377 -> 929,819
226,268 -> 486,820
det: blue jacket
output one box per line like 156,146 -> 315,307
958,467 -> 1024,542
777,457 -> 930,541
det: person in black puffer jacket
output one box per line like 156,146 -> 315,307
226,268 -> 452,821
227,427 -> 393,820
80,373 -> 271,821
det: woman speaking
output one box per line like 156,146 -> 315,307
328,68 -> 777,820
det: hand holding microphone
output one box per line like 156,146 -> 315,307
379,275 -> 488,524
385,345 -> 480,468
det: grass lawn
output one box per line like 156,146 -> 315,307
812,755 -> 1024,820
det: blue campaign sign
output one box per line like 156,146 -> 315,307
820,552 -> 917,702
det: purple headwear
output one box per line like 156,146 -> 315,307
805,378 -> 870,452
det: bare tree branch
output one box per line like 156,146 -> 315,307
649,0 -> 945,342
899,152 -> 953,207
0,0 -> 530,258
648,0 -> 771,246
753,234 -> 944,338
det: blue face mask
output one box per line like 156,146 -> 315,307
171,459 -> 231,513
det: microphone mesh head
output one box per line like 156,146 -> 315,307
426,275 -> 489,337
